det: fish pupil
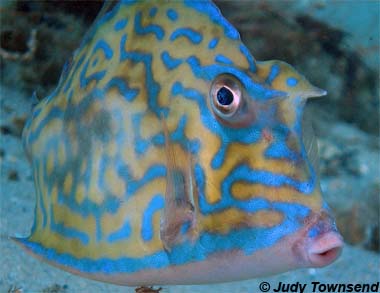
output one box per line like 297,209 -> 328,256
217,87 -> 233,106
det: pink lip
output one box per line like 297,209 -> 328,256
306,231 -> 344,267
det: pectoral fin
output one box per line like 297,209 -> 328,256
159,117 -> 197,251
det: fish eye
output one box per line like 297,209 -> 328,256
210,74 -> 242,119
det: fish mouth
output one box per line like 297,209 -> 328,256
300,210 -> 344,267
306,230 -> 343,267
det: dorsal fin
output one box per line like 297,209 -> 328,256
160,116 -> 197,251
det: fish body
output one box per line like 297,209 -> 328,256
15,0 -> 343,286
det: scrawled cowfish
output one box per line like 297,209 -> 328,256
14,0 -> 343,286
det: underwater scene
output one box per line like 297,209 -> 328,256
0,1 -> 379,292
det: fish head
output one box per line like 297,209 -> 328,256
174,48 -> 343,279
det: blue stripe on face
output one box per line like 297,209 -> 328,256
170,28 -> 203,44
166,8 -> 178,21
134,11 -> 164,40
141,195 -> 165,241
226,164 -> 315,194
184,0 -> 239,40
19,202 -> 310,273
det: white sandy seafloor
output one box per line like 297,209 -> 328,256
1,79 -> 379,293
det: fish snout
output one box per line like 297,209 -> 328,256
303,211 -> 343,267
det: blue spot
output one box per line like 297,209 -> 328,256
141,195 -> 165,241
134,11 -> 164,40
166,8 -> 178,21
149,7 -> 157,17
208,38 -> 219,49
185,0 -> 239,40
161,51 -> 182,70
114,18 -> 128,31
104,77 -> 139,102
240,44 -> 256,72
107,221 -> 132,243
215,54 -> 233,65
287,77 -> 298,87
170,28 -> 203,44
266,64 -> 280,85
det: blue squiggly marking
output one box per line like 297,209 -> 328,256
171,82 -> 262,168
141,195 -> 165,241
120,34 -> 168,117
266,64 -> 280,85
107,220 -> 132,243
79,60 -> 106,89
132,113 -> 150,156
239,44 -> 256,73
170,28 -> 203,44
117,163 -> 167,197
161,51 -> 182,70
92,39 -> 113,60
226,164 -> 314,194
104,77 -> 139,101
134,11 -> 164,40
15,201 -> 310,273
